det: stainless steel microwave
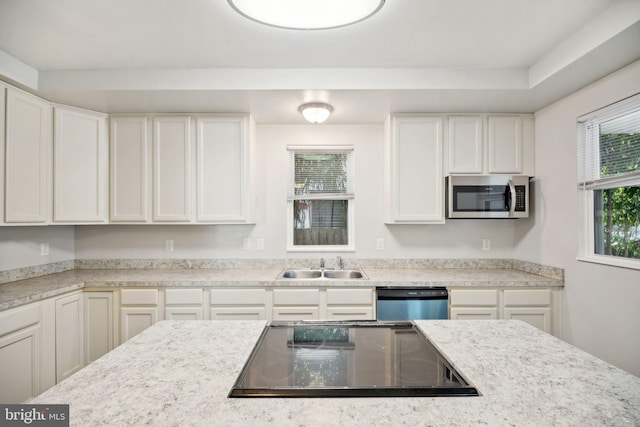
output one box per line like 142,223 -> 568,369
447,175 -> 531,219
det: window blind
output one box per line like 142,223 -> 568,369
287,146 -> 354,200
577,93 -> 640,189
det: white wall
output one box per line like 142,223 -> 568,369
0,226 -> 75,271
515,59 -> 640,376
75,124 -> 519,260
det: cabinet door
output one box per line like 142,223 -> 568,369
0,303 -> 41,403
165,308 -> 203,320
450,307 -> 498,320
120,307 -> 158,342
153,116 -> 192,222
54,107 -> 108,223
488,116 -> 523,173
110,116 -> 150,222
385,115 -> 444,223
55,292 -> 84,381
447,116 -> 483,174
272,307 -> 319,321
196,115 -> 254,223
504,307 -> 551,333
0,325 -> 41,403
84,292 -> 115,364
325,307 -> 374,320
210,307 -> 266,320
5,88 -> 52,223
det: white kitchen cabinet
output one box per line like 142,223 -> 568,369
488,115 -> 523,174
0,303 -> 41,403
447,116 -> 484,174
449,287 -> 560,336
110,116 -> 150,222
325,288 -> 375,320
53,106 -> 108,223
120,289 -> 159,342
449,289 -> 499,320
445,114 -> 534,176
55,291 -> 84,382
84,291 -> 116,364
165,288 -> 204,320
153,116 -> 192,222
384,114 -> 445,224
272,288 -> 321,320
196,115 -> 256,223
4,88 -> 52,224
210,288 -> 267,320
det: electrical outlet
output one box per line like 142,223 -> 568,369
256,238 -> 265,251
165,240 -> 174,252
482,238 -> 491,251
376,238 -> 385,251
243,238 -> 251,250
40,243 -> 49,256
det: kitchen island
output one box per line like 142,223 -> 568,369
32,320 -> 640,426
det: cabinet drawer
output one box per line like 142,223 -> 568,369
326,288 -> 373,305
165,289 -> 203,305
210,289 -> 266,306
450,289 -> 498,306
120,289 -> 158,305
504,289 -> 551,306
273,289 -> 320,306
0,303 -> 40,337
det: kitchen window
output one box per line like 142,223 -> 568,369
577,93 -> 640,269
287,146 -> 354,251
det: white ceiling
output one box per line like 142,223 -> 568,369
0,0 -> 639,123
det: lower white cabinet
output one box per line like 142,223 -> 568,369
0,303 -> 41,403
54,292 -> 84,382
272,288 -> 321,321
120,289 -> 159,342
210,288 -> 267,320
325,288 -> 375,320
84,291 -> 116,364
165,288 -> 204,320
449,287 -> 560,336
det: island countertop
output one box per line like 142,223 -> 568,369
31,320 -> 640,426
0,261 -> 563,312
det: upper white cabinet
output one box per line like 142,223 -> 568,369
384,114 -> 445,224
446,114 -> 534,176
153,116 -> 192,222
4,88 -> 52,224
447,116 -> 483,174
110,116 -> 150,222
196,115 -> 256,223
53,106 -> 108,223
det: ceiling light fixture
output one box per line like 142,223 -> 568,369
227,0 -> 385,30
299,102 -> 333,124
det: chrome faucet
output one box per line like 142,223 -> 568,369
337,256 -> 344,270
319,258 -> 325,270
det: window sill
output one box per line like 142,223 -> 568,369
576,255 -> 640,271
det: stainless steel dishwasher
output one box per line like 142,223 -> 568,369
376,287 -> 449,320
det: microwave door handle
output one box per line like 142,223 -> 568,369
507,180 -> 516,217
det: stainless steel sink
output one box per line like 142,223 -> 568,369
322,270 -> 365,279
280,270 -> 323,279
277,269 -> 368,280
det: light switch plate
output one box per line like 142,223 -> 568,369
256,238 -> 265,251
165,240 -> 174,252
482,239 -> 491,251
376,238 -> 385,251
40,243 -> 49,256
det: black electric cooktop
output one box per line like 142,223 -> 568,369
229,321 -> 478,398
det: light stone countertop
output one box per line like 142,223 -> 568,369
0,267 -> 563,312
31,319 -> 640,426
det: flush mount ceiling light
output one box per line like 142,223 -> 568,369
299,102 -> 333,124
228,0 -> 385,30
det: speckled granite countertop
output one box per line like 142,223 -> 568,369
31,320 -> 640,426
0,266 -> 563,312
